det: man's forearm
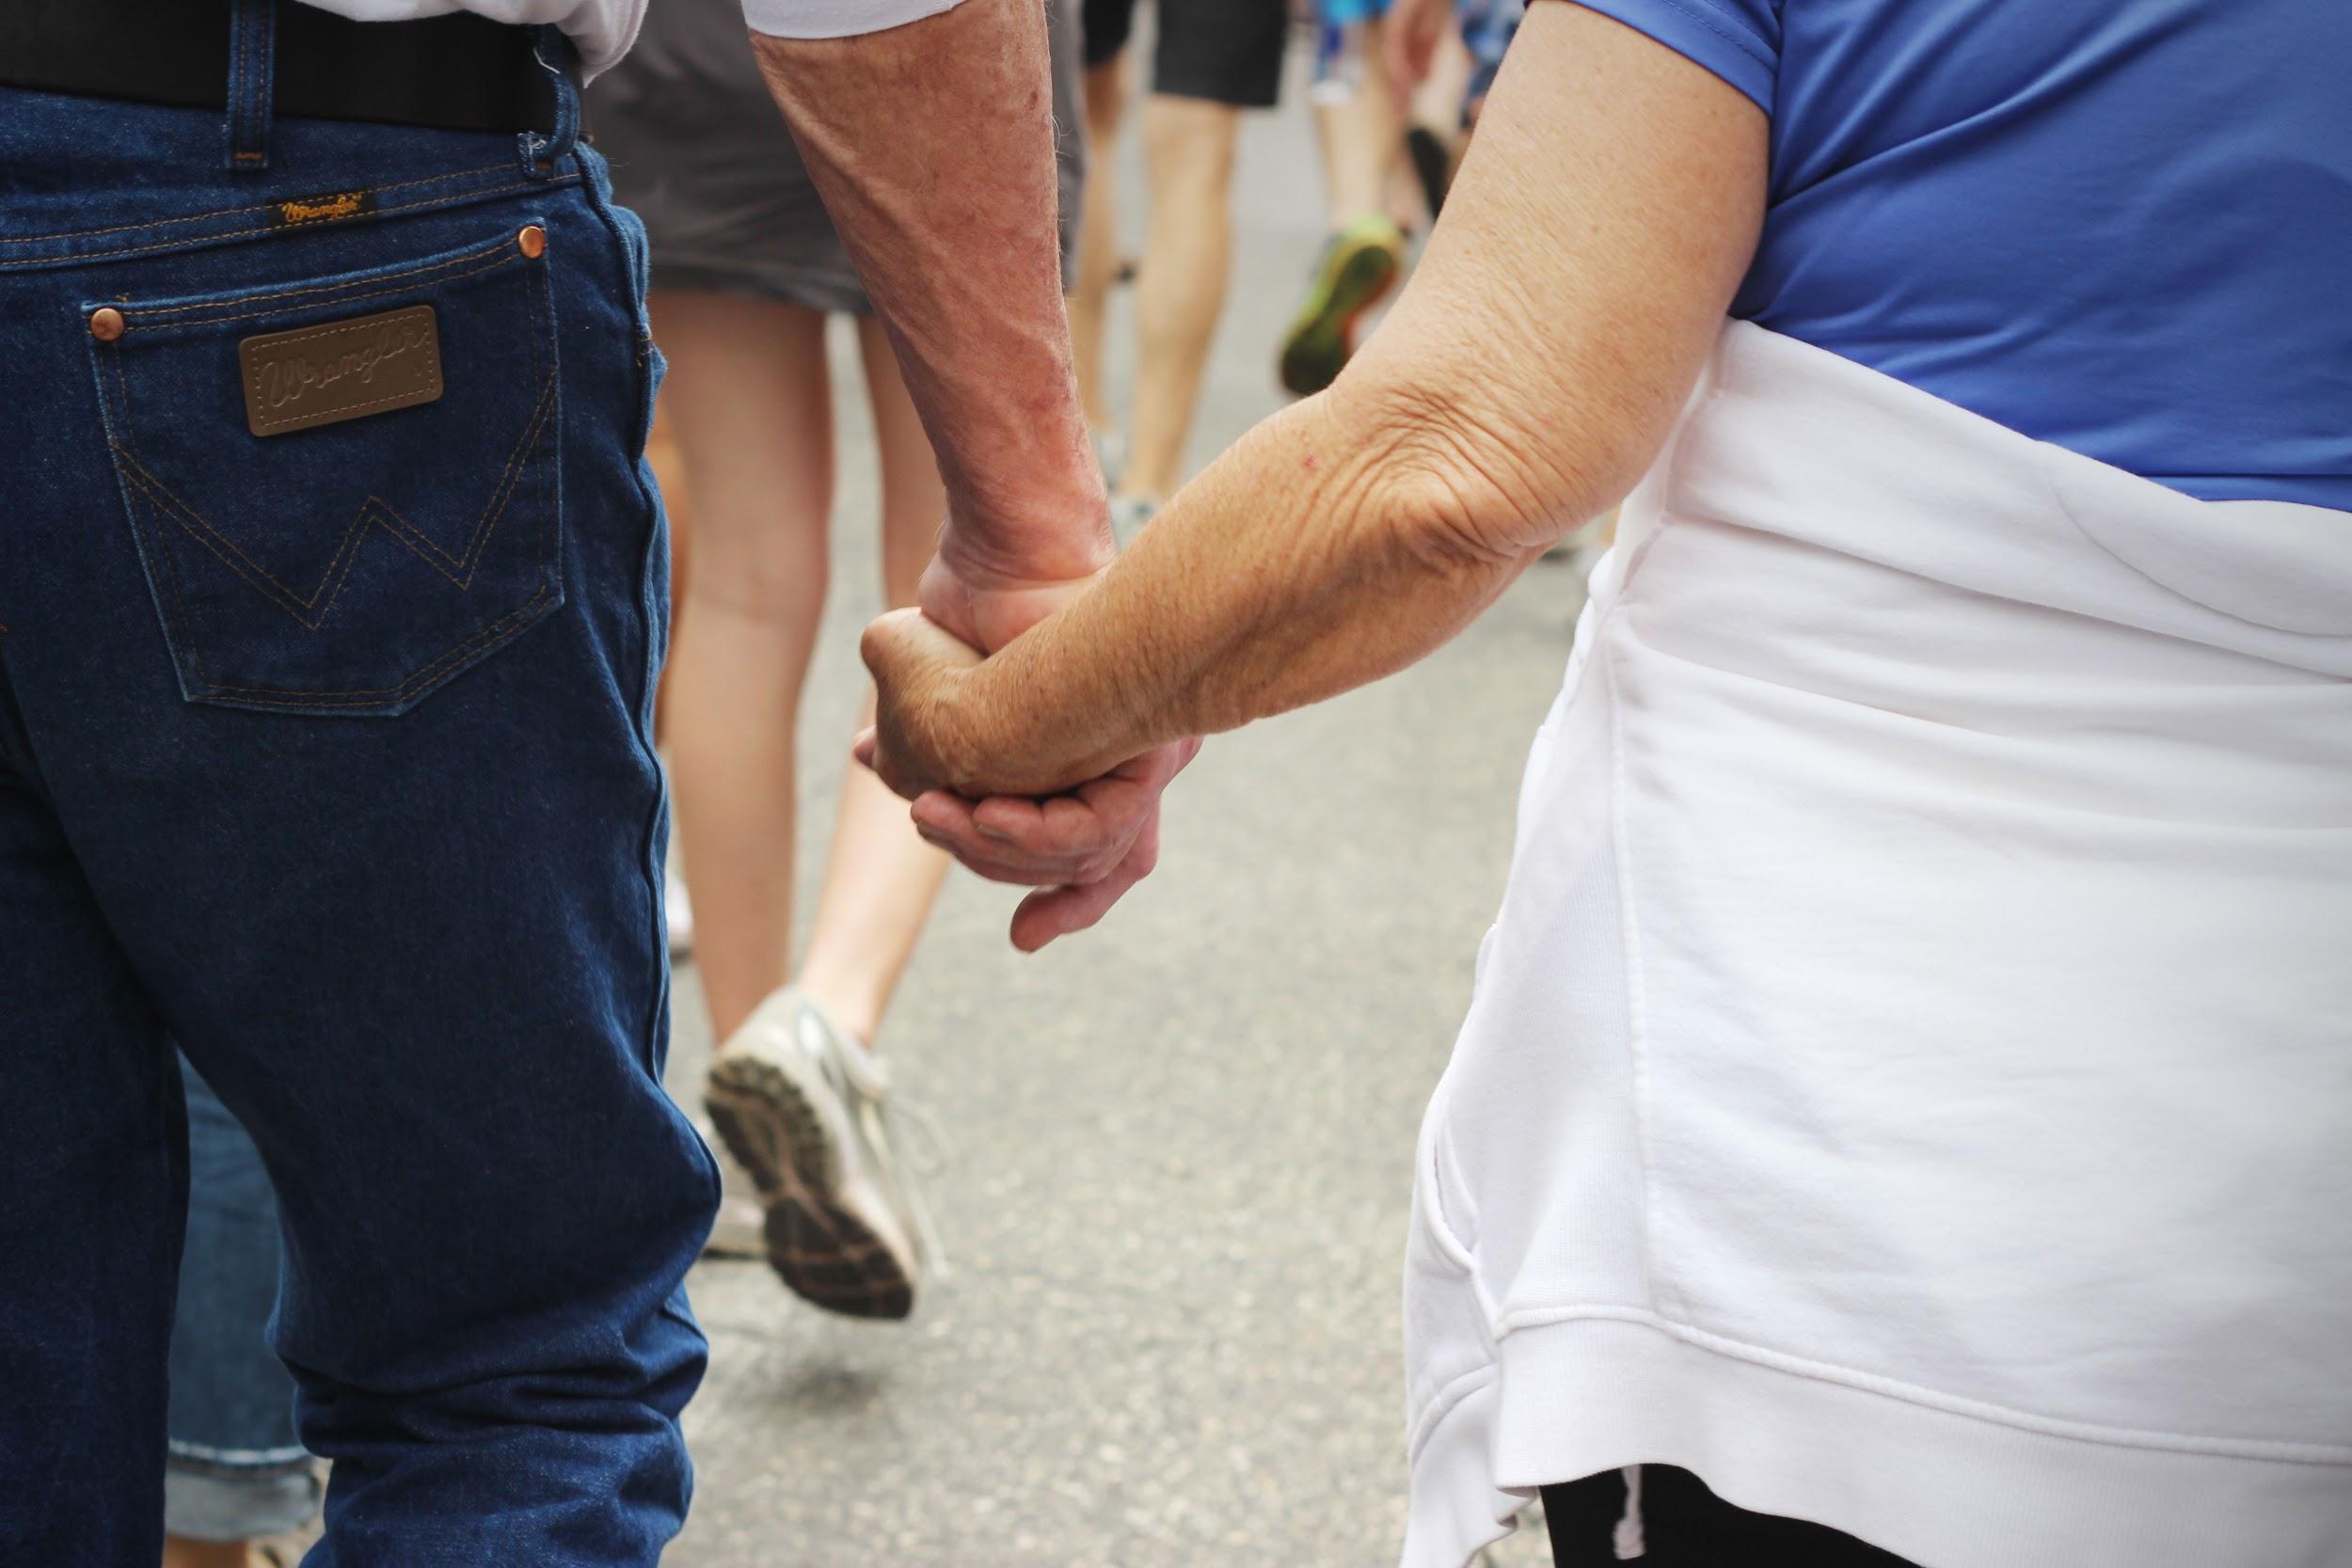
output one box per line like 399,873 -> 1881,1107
750,0 -> 1107,590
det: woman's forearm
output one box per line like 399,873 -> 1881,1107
937,373 -> 1565,795
873,4 -> 1770,802
936,6 -> 1767,797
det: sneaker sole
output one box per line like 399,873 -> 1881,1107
704,1055 -> 915,1321
1279,236 -> 1402,397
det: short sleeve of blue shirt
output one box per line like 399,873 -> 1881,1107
1548,1 -> 2352,513
1572,0 -> 1779,113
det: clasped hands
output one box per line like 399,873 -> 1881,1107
852,548 -> 1198,954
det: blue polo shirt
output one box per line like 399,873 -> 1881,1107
1572,0 -> 2352,511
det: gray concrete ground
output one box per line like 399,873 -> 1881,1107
660,52 -> 1580,1568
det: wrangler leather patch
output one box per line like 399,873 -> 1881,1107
269,189 -> 377,229
238,306 -> 443,437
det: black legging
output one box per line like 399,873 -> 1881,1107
1543,1465 -> 1920,1566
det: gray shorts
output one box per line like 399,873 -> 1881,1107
590,0 -> 1087,313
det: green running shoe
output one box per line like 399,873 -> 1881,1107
1279,214 -> 1405,396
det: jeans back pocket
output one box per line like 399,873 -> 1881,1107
87,224 -> 562,717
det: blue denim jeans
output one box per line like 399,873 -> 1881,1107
0,25 -> 718,1566
167,1058 -> 319,1543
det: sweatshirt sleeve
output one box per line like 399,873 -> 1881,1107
742,0 -> 966,39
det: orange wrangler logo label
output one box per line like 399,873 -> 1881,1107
269,189 -> 378,229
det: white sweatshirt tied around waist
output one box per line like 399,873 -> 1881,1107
1402,322 -> 2352,1568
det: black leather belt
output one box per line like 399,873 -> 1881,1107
0,0 -> 568,135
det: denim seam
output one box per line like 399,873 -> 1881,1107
181,587 -> 557,705
125,251 -> 516,332
109,375 -> 554,645
222,3 -> 242,164
111,377 -> 545,624
127,239 -> 513,323
0,163 -> 514,245
0,175 -> 577,273
574,149 -> 694,1115
104,328 -> 215,690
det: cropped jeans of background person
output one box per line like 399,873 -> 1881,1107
167,1059 -> 320,1546
0,15 -> 720,1565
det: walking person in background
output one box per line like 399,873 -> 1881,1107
1385,0 -> 1523,137
590,0 -> 1089,1320
852,1 -> 2352,1562
1277,0 -> 1407,396
1071,0 -> 1136,467
161,1065 -> 320,1568
1070,0 -> 1290,531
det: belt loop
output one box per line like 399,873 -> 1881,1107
224,0 -> 278,172
518,26 -> 582,182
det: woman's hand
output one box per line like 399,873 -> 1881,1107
855,609 -> 992,801
856,607 -> 1204,950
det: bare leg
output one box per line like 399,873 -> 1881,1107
1314,19 -> 1402,226
1410,24 -> 1473,140
1070,52 -> 1131,440
1121,94 -> 1240,502
161,1540 -> 251,1568
654,292 -> 835,1043
794,319 -> 955,1046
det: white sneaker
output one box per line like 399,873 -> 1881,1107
703,988 -> 940,1319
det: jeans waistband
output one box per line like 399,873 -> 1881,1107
0,84 -> 586,277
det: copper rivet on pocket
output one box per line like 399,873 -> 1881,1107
89,307 -> 125,341
517,224 -> 547,260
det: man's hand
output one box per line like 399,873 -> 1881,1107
855,606 -> 1201,951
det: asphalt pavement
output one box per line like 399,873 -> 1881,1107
660,51 -> 1579,1568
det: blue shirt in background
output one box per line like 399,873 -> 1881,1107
1571,0 -> 2352,511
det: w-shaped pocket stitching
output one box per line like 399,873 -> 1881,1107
90,223 -> 565,717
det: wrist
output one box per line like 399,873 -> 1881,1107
936,656 -> 1108,798
925,501 -> 1116,654
938,415 -> 1112,573
940,496 -> 1114,588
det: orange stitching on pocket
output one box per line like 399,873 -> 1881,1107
108,339 -> 214,685
113,374 -> 549,626
131,254 -> 519,335
362,380 -> 556,586
189,586 -> 558,705
2,176 -> 575,274
98,239 -> 565,711
129,239 -> 512,323
118,457 -> 372,628
0,163 -> 514,246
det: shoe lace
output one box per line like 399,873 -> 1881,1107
850,1068 -> 955,1278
